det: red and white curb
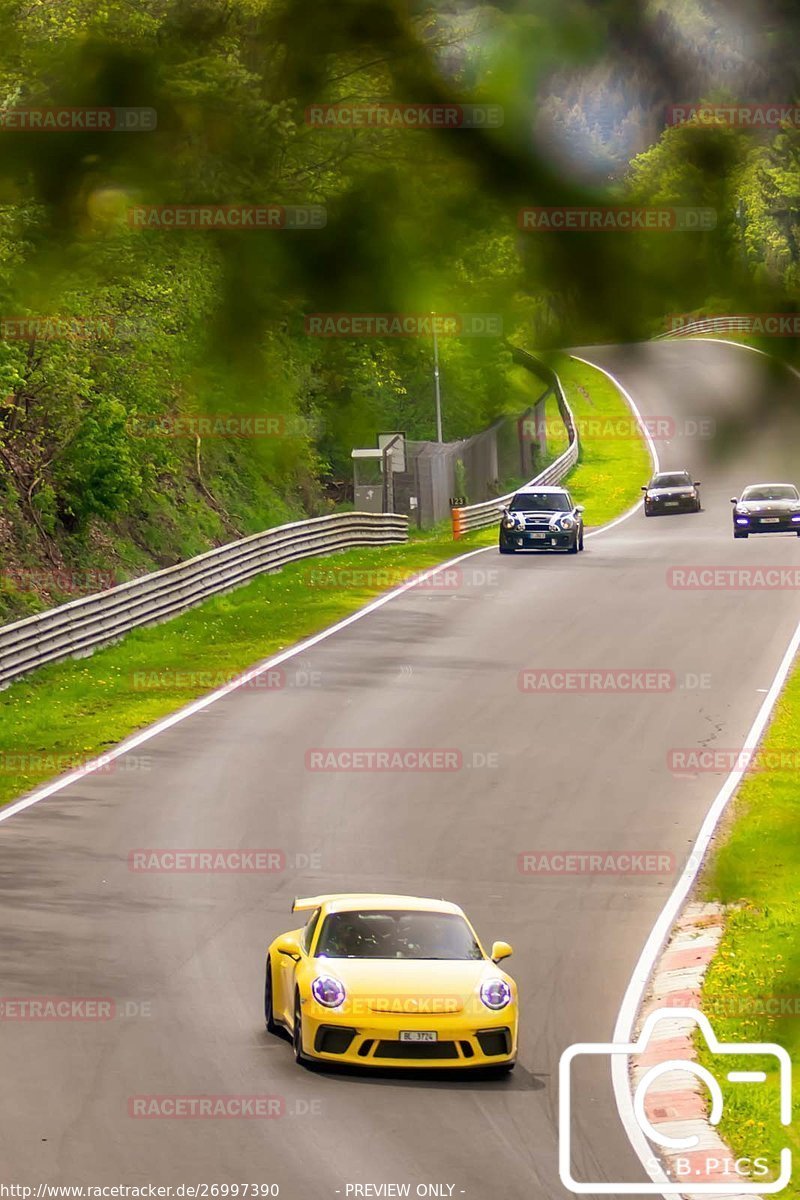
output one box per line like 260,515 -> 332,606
632,901 -> 761,1200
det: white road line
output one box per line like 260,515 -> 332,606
585,350 -> 800,1196
569,353 -> 661,538
0,546 -> 492,825
678,336 -> 800,385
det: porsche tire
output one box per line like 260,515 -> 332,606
264,957 -> 279,1034
293,992 -> 316,1068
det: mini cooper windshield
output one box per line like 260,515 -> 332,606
315,910 -> 484,960
509,492 -> 571,512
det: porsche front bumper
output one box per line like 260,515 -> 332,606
299,1003 -> 518,1068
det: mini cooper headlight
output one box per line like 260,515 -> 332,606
502,515 -> 516,530
311,976 -> 346,1007
480,978 -> 512,1010
559,515 -> 575,530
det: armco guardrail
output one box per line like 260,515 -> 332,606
0,512 -> 408,689
451,348 -> 578,538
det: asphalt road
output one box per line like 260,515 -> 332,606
1,339 -> 799,1199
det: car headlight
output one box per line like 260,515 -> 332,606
480,978 -> 512,1010
502,515 -> 516,530
735,505 -> 750,515
559,516 -> 575,530
311,976 -> 346,1007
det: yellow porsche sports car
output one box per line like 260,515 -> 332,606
264,893 -> 518,1071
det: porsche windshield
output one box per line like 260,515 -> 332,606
315,910 -> 483,960
509,492 -> 570,512
742,485 -> 799,502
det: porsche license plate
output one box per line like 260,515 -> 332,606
761,517 -> 780,523
400,1030 -> 437,1042
664,501 -> 679,507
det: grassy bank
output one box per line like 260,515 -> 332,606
0,353 -> 650,808
696,663 -> 800,1193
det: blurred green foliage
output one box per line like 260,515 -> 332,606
0,0 -> 797,576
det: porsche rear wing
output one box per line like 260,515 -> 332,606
292,893 -> 378,913
292,894 -> 339,912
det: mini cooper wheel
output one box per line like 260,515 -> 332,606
567,534 -> 579,554
578,529 -> 585,551
498,544 -> 516,555
264,957 -> 279,1034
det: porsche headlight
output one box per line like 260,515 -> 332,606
480,978 -> 512,1010
311,976 -> 346,1007
735,505 -> 750,515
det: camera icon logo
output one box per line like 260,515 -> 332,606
559,1007 -> 792,1194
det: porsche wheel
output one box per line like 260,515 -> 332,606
264,957 -> 279,1034
733,531 -> 749,539
292,992 -> 315,1067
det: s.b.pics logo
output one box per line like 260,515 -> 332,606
558,1008 -> 791,1193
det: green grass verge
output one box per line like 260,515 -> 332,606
0,353 -> 650,807
696,665 -> 800,1192
552,353 -> 652,526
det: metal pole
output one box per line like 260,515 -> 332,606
432,311 -> 443,442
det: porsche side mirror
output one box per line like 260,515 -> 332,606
730,497 -> 738,504
275,935 -> 302,961
694,481 -> 701,487
491,940 -> 513,964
